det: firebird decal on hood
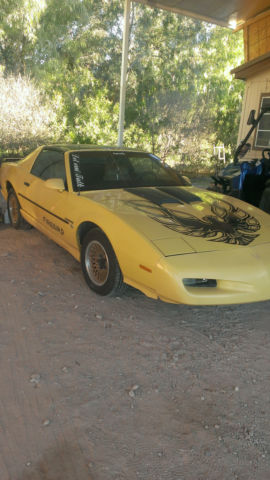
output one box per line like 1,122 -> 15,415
126,189 -> 261,246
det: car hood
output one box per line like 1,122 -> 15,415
81,186 -> 270,256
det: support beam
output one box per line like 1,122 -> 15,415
117,0 -> 131,147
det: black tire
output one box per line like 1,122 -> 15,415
7,189 -> 31,229
259,187 -> 270,214
81,228 -> 125,296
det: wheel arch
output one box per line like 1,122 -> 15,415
76,220 -> 122,268
6,181 -> 13,191
77,221 -> 103,248
5,181 -> 14,197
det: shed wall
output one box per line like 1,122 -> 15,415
244,11 -> 270,61
237,69 -> 270,161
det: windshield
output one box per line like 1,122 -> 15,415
69,151 -> 188,192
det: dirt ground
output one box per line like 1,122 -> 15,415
1,224 -> 270,480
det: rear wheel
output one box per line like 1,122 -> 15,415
81,228 -> 125,296
7,189 -> 31,229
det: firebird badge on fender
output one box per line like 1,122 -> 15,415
43,216 -> 64,236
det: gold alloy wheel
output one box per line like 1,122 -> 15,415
85,240 -> 109,286
9,193 -> 20,225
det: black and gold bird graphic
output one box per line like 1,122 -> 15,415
127,192 -> 261,246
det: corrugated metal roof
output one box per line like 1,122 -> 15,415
134,0 -> 270,27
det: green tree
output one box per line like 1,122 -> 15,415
0,0 -> 46,75
0,0 -> 245,167
126,6 -> 244,162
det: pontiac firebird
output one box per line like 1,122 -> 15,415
1,144 -> 270,306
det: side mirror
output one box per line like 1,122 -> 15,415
182,175 -> 192,186
247,109 -> 256,126
45,178 -> 65,191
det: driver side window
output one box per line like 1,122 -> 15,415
31,150 -> 66,183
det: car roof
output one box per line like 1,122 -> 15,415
43,144 -> 146,154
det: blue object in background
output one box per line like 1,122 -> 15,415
239,161 -> 263,191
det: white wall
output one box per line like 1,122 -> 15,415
237,68 -> 270,161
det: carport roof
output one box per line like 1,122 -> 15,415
134,0 -> 270,28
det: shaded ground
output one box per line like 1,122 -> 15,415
1,225 -> 270,480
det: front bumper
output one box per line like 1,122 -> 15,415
155,243 -> 270,305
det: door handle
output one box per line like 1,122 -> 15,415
24,182 -> 30,187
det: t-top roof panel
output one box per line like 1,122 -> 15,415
135,0 -> 270,27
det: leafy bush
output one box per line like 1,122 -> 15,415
0,72 -> 63,154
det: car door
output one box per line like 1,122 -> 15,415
22,149 -> 74,246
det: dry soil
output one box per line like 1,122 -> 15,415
1,224 -> 270,480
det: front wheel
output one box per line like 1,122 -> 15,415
81,228 -> 125,296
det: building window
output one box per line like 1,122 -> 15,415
255,95 -> 270,148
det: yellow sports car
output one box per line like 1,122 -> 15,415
1,144 -> 270,305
